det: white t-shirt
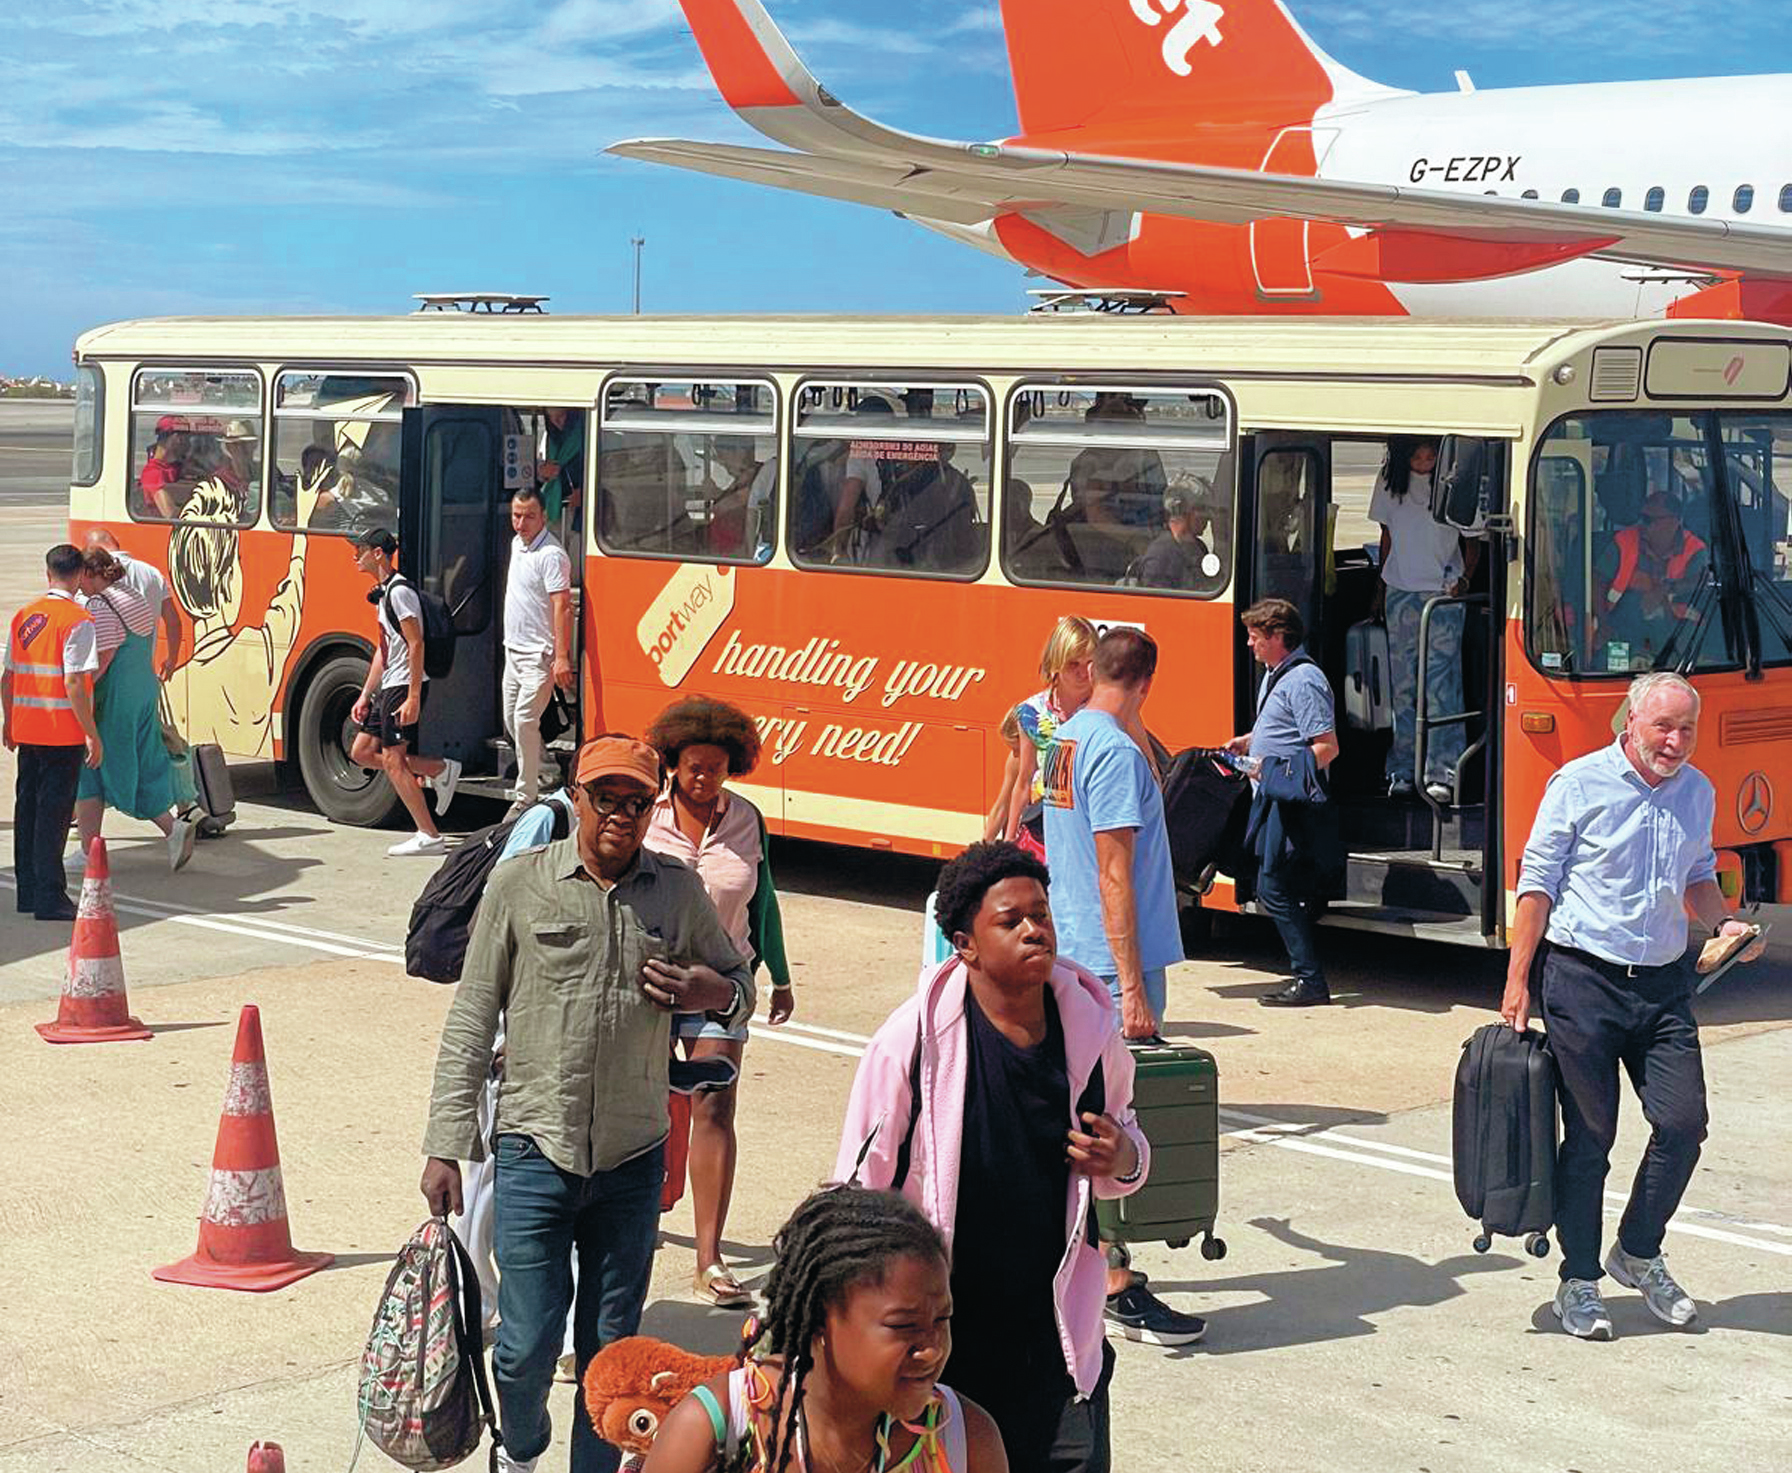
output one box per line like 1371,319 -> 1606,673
1369,470 -> 1471,593
378,577 -> 425,690
112,551 -> 170,617
503,528 -> 572,655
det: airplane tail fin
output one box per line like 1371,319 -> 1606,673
999,0 -> 1398,138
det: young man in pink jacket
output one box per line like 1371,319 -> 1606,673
835,841 -> 1150,1473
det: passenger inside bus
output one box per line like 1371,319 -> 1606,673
537,407 -> 585,527
138,416 -> 195,519
1593,490 -> 1709,663
1068,393 -> 1167,528
599,400 -> 689,554
703,436 -> 775,558
863,434 -> 981,574
793,432 -> 881,563
1126,472 -> 1222,592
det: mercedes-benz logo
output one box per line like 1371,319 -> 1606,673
1737,771 -> 1773,836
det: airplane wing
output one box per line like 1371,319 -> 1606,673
613,0 -> 1792,282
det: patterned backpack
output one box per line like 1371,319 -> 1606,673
356,1217 -> 500,1470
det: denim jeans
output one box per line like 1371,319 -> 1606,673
1256,856 -> 1326,989
1540,946 -> 1708,1283
1385,589 -> 1464,786
492,1133 -> 664,1470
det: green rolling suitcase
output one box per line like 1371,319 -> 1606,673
1096,1041 -> 1227,1260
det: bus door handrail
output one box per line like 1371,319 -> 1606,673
1414,592 -> 1489,862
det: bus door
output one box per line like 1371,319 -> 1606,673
399,406 -> 506,775
1238,432 -> 1331,735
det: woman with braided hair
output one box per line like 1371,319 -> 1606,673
643,1186 -> 1007,1473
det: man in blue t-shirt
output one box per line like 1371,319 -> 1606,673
1044,625 -> 1206,1347
1227,598 -> 1340,1007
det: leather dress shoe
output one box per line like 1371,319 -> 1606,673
34,898 -> 78,922
1259,979 -> 1332,1007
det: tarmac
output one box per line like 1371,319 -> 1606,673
2,414 -> 1788,1472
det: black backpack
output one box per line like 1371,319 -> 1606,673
381,575 -> 458,680
405,799 -> 573,983
1159,747 -> 1251,889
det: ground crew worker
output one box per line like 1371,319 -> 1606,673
1593,492 -> 1708,663
1503,671 -> 1764,1340
4,545 -> 104,920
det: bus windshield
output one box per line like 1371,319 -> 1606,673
1529,411 -> 1735,676
1715,413 -> 1792,666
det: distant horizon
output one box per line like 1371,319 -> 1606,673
4,1 -> 1790,377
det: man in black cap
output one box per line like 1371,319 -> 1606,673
348,527 -> 460,856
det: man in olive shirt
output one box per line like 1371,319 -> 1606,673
421,735 -> 753,1473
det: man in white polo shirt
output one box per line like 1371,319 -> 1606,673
503,485 -> 574,817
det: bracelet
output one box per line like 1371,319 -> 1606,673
1115,1150 -> 1145,1186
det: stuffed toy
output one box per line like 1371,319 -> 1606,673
583,1335 -> 737,1468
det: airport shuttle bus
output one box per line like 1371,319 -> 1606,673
68,312 -> 1792,946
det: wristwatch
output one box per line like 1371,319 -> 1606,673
708,978 -> 748,1026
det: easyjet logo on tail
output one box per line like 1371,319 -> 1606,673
1128,0 -> 1226,77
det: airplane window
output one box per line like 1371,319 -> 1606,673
1734,184 -> 1755,213
1521,189 -> 1539,200
1601,188 -> 1622,208
1644,187 -> 1665,212
1688,186 -> 1709,215
1778,184 -> 1792,212
1561,188 -> 1581,204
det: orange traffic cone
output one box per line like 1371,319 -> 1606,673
153,1006 -> 333,1291
247,1441 -> 286,1472
35,837 -> 151,1044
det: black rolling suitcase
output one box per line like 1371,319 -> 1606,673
1452,1023 -> 1558,1257
1160,747 -> 1251,889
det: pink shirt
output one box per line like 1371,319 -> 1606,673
644,788 -> 762,959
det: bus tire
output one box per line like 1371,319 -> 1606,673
295,653 -> 402,827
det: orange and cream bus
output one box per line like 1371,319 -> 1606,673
68,311 -> 1792,946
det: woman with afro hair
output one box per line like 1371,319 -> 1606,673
645,694 -> 793,1309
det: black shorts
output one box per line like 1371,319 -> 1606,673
361,684 -> 427,751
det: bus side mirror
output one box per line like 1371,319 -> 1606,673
1433,436 -> 1498,530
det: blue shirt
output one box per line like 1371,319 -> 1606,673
1041,708 -> 1183,977
497,789 -> 576,862
1249,647 -> 1336,760
1517,738 -> 1717,967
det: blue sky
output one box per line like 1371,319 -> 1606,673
3,0 -> 1789,375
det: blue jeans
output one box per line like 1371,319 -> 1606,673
492,1134 -> 664,1470
1256,859 -> 1326,990
1097,968 -> 1168,1029
1386,589 -> 1464,786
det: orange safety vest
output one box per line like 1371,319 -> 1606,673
7,593 -> 91,746
1608,525 -> 1706,617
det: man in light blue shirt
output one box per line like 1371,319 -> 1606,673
1504,672 -> 1765,1342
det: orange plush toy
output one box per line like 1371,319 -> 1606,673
583,1335 -> 737,1469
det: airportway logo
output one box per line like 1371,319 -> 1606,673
1128,0 -> 1226,77
637,564 -> 736,687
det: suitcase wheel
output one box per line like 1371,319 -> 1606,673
1200,1234 -> 1227,1262
1525,1232 -> 1551,1259
1167,1237 -> 1190,1250
1472,1232 -> 1492,1254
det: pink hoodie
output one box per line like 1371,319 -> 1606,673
833,955 -> 1150,1399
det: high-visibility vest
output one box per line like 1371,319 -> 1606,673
7,593 -> 91,746
1607,525 -> 1706,618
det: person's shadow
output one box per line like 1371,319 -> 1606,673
1149,1215 -> 1518,1355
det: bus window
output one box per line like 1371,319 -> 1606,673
598,379 -> 777,563
1716,413 -> 1792,665
270,372 -> 408,538
791,381 -> 990,576
129,368 -> 261,526
73,365 -> 103,487
1253,447 -> 1320,625
1004,385 -> 1230,592
1530,412 -> 1737,675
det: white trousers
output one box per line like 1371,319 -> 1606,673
500,649 -> 555,803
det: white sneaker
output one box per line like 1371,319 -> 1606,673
493,1451 -> 539,1473
1605,1245 -> 1698,1326
168,816 -> 199,873
432,757 -> 463,815
387,832 -> 447,858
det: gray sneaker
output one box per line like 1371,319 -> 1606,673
1553,1278 -> 1614,1340
1605,1245 -> 1697,1326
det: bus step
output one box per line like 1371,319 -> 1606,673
1344,851 -> 1482,917
1313,902 -> 1496,947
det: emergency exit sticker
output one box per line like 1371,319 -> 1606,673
637,564 -> 736,688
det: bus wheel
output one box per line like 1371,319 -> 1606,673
296,654 -> 401,827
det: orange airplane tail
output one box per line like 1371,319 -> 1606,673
999,0 -> 1393,138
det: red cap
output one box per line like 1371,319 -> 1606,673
155,414 -> 192,436
574,736 -> 661,791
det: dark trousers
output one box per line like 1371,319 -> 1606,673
492,1133 -> 663,1472
1540,945 -> 1709,1283
14,743 -> 83,917
947,1341 -> 1113,1473
1256,857 -> 1326,989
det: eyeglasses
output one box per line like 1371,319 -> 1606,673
581,786 -> 654,821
